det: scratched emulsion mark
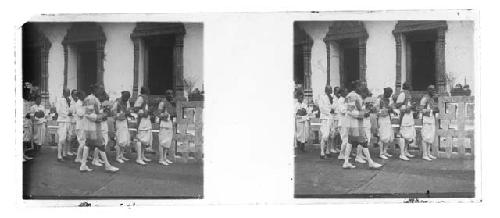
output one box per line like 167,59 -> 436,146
78,201 -> 91,207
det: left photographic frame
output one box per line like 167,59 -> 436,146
21,20 -> 204,199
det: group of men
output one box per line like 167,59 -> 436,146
295,80 -> 439,169
23,84 -> 178,172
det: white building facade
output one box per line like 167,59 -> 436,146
23,22 -> 203,106
294,21 -> 474,102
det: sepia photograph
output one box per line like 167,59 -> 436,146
293,20 -> 475,198
21,21 -> 204,199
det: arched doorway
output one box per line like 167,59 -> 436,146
62,22 -> 106,93
393,21 -> 448,95
323,21 -> 368,90
130,23 -> 186,101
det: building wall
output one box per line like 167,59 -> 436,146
296,21 -> 331,102
184,23 -> 204,91
37,23 -> 71,104
35,23 -> 204,104
364,21 -> 397,96
298,20 -> 474,102
100,23 -> 136,100
445,21 -> 475,93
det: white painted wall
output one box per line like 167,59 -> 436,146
298,21 -> 474,99
35,23 -> 204,103
296,21 -> 330,103
364,21 -> 397,96
184,23 -> 204,90
100,23 -> 136,100
36,23 -> 71,105
445,21 -> 475,93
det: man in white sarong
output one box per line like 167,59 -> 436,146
419,85 -> 438,161
377,87 -> 395,159
30,95 -> 46,154
56,88 -> 75,161
343,80 -> 382,169
134,87 -> 153,165
113,91 -> 132,163
156,90 -> 176,165
295,90 -> 310,153
318,85 -> 336,159
395,82 -> 416,161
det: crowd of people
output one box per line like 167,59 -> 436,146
23,83 -> 178,172
294,80 -> 439,169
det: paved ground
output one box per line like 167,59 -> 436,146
23,147 -> 203,199
295,146 -> 475,198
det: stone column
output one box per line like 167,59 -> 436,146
339,45 -> 344,88
435,28 -> 447,94
96,39 -> 105,85
63,44 -> 68,90
394,33 -> 403,92
303,42 -> 312,101
174,33 -> 186,101
358,37 -> 367,82
325,42 -> 330,86
132,38 -> 140,99
40,43 -> 51,106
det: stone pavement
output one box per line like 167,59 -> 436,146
295,147 -> 475,198
23,147 -> 203,199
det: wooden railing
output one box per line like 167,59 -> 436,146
433,96 -> 474,159
171,101 -> 204,162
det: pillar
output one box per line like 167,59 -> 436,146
394,33 -> 403,92
132,38 -> 140,99
436,28 -> 447,94
174,33 -> 186,101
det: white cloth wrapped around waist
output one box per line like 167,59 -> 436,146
401,112 -> 415,127
138,116 -> 152,131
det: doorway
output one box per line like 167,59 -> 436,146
144,35 -> 175,95
76,42 -> 98,93
22,45 -> 42,89
410,41 -> 436,91
406,30 -> 437,91
294,45 -> 305,86
339,39 -> 360,89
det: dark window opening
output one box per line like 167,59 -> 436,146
294,45 -> 305,86
144,35 -> 175,95
22,24 -> 42,99
22,46 -> 42,89
407,30 -> 437,91
76,42 -> 98,94
340,39 -> 360,89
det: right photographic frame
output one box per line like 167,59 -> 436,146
293,19 -> 476,199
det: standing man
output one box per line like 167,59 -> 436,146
419,85 -> 438,161
294,89 -> 309,153
113,91 -> 132,163
83,89 -> 119,172
330,86 -> 342,154
395,82 -> 416,161
337,88 -> 350,160
56,88 -> 74,161
156,90 -> 176,165
134,87 -> 153,165
318,85 -> 336,159
343,80 -> 382,169
74,90 -> 87,163
30,94 -> 46,155
377,87 -> 395,159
